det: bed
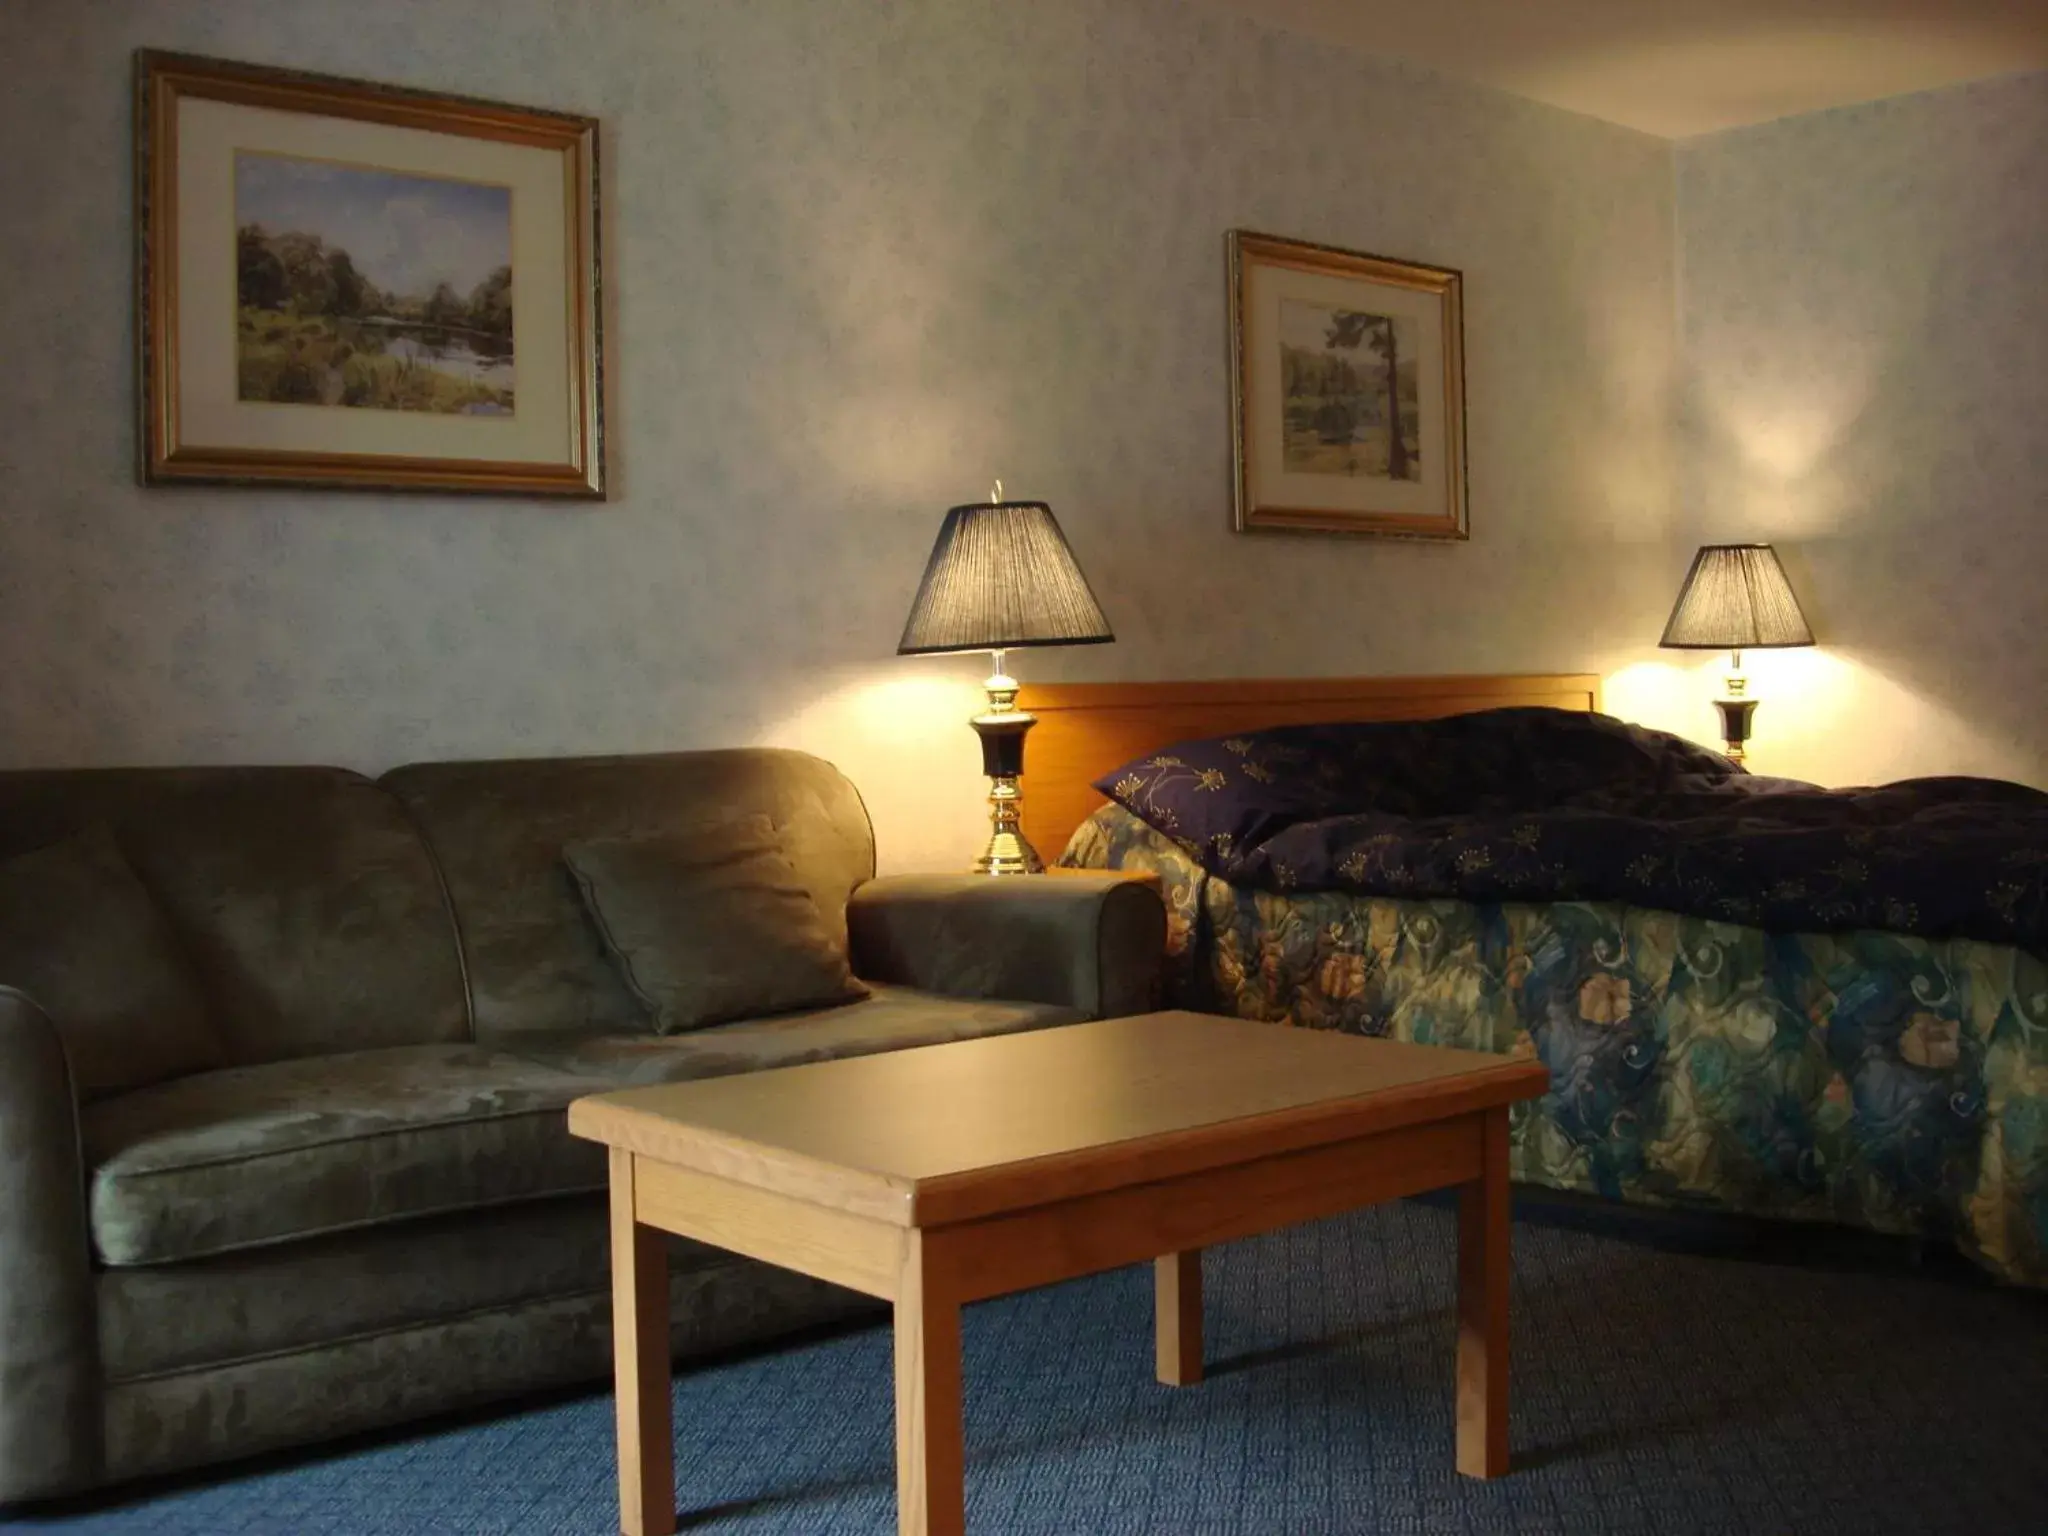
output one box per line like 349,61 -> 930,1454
1032,675 -> 2048,1287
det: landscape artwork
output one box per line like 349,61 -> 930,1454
1278,299 -> 1419,482
1229,229 -> 1466,539
140,51 -> 604,494
235,151 -> 514,415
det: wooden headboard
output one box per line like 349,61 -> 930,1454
1018,672 -> 1601,861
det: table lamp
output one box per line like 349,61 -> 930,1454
1658,543 -> 1814,763
898,484 -> 1114,874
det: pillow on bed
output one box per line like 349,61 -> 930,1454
1090,732 -> 1369,859
1092,708 -> 1743,857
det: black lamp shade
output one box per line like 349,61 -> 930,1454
1659,544 -> 1814,650
897,500 -> 1114,655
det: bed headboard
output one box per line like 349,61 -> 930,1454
1018,672 -> 1601,861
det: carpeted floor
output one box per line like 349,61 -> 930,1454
8,1199 -> 2045,1535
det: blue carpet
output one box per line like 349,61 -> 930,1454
9,1200 -> 2045,1535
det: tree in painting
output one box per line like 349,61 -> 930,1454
1279,300 -> 1420,481
1320,311 -> 1410,481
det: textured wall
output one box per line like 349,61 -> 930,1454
1675,72 -> 2048,789
0,0 -> 1684,869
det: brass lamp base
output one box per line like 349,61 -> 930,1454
1713,650 -> 1758,764
968,656 -> 1043,875
973,771 -> 1044,875
1712,697 -> 1758,764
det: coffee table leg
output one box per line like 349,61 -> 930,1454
1154,1250 -> 1204,1386
610,1148 -> 675,1535
895,1233 -> 965,1536
1456,1107 -> 1511,1478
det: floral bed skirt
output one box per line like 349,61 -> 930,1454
1066,805 -> 2048,1286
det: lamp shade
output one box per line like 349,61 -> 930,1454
897,500 -> 1114,655
1658,544 -> 1814,650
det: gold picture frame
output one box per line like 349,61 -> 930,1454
1229,230 -> 1466,539
136,50 -> 605,497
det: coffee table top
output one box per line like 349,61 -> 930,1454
568,1010 -> 1547,1228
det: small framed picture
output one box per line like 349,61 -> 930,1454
135,50 -> 605,497
1228,230 -> 1467,539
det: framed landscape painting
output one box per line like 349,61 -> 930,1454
1228,230 -> 1466,539
136,51 -> 604,497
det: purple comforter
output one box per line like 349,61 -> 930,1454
1093,709 -> 2048,953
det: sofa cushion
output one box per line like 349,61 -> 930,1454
82,1046 -> 608,1267
564,817 -> 868,1034
505,984 -> 1080,1088
0,768 -> 468,1066
95,1196 -> 755,1382
0,827 -> 222,1099
380,750 -> 875,1044
98,1261 -> 877,1491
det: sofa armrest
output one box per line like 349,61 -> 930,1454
846,873 -> 1166,1018
0,986 -> 99,1500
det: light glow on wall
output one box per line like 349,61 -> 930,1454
1680,265 -> 1906,592
759,663 -> 992,873
1604,644 -> 1997,788
1605,646 -> 1853,776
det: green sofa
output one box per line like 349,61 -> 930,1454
0,748 -> 1165,1501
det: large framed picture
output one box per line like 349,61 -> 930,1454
1228,230 -> 1466,539
136,51 -> 604,497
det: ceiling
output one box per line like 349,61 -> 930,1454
1208,0 -> 2048,138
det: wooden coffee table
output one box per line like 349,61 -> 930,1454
568,1010 -> 1549,1536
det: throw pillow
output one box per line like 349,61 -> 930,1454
563,816 -> 868,1034
0,825 -> 223,1099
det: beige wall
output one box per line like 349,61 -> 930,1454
1,3 -> 1691,868
1672,71 -> 2048,789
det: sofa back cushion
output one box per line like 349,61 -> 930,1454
0,825 -> 223,1097
0,769 -> 468,1065
380,749 -> 875,1042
